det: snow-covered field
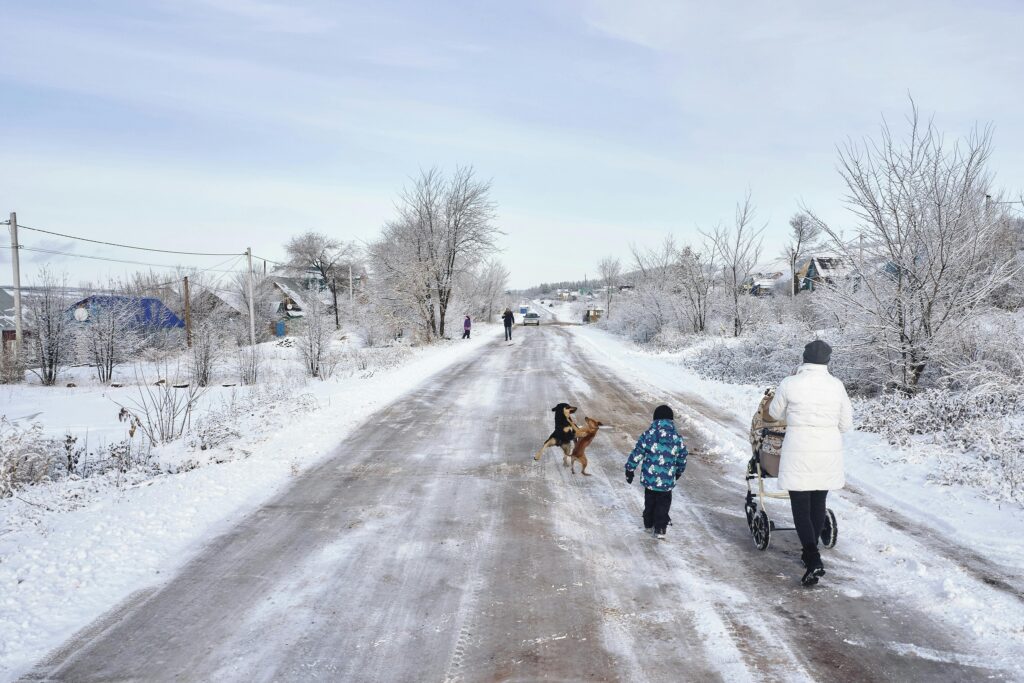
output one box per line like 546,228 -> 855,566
0,325 -> 501,680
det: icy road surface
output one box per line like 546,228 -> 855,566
24,325 -> 1021,681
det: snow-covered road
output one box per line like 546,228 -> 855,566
23,325 -> 1024,681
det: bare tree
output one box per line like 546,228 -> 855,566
190,318 -> 225,387
231,271 -> 277,345
116,362 -> 205,445
74,293 -> 143,384
284,232 -> 359,330
782,212 -> 821,296
25,268 -> 74,386
297,294 -> 336,379
807,101 -> 1016,391
473,258 -> 510,322
597,256 -> 622,318
705,192 -> 765,337
389,166 -> 500,339
678,240 -> 718,334
368,218 -> 438,342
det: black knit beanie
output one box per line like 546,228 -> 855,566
653,405 -> 674,421
803,340 -> 832,365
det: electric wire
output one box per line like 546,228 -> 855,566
13,222 -> 243,257
19,245 -> 245,272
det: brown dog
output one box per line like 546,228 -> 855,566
567,416 -> 603,475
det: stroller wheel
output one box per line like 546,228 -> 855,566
751,510 -> 771,551
744,501 -> 756,530
821,508 -> 838,549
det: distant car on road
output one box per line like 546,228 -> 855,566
523,312 -> 541,326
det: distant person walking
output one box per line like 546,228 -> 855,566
502,308 -> 515,341
462,315 -> 472,339
769,340 -> 853,586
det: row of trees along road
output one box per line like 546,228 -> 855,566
590,101 -> 1020,394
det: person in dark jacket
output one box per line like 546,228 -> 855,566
462,315 -> 471,339
625,405 -> 688,540
502,308 -> 514,341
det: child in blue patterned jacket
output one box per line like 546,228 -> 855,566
625,405 -> 688,540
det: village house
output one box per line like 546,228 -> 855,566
797,256 -> 858,292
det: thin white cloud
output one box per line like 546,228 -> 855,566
166,0 -> 336,34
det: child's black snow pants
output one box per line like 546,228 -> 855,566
790,490 -> 828,548
643,488 -> 672,532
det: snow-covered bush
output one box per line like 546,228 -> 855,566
0,344 -> 24,384
190,318 -> 227,387
0,419 -> 59,497
339,344 -> 413,378
856,383 -> 1024,447
686,323 -> 806,386
235,344 -> 262,385
176,385 -> 318,471
114,363 -> 206,446
941,417 -> 1024,504
600,289 -> 665,342
297,297 -> 337,379
647,328 -> 703,353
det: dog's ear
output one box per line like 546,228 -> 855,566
551,406 -> 559,412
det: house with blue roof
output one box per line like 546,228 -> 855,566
67,295 -> 185,330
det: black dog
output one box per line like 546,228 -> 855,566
533,402 -> 579,462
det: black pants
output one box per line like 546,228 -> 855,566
462,329 -> 470,339
790,490 -> 828,548
643,488 -> 672,532
504,324 -> 512,341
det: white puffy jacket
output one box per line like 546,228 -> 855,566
768,364 -> 853,491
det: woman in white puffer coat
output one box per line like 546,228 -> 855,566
769,340 -> 853,586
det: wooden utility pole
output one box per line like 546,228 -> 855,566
245,247 -> 257,347
183,276 -> 192,348
8,212 -> 23,358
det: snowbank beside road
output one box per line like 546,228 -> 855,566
568,324 -> 1024,675
570,325 -> 1024,568
0,325 -> 502,681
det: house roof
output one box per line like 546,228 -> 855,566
269,276 -> 332,310
68,295 -> 185,329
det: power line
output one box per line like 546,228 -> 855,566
12,222 -> 243,257
148,254 -> 247,288
251,253 -> 290,268
19,245 -> 246,273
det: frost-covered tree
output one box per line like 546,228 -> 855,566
471,258 -> 510,322
231,271 -> 278,345
678,240 -> 718,334
597,256 -> 622,319
705,192 -> 765,337
368,218 -> 438,341
284,232 -> 360,330
25,268 -> 74,386
808,102 -> 1016,391
74,294 -> 143,384
782,212 -> 821,296
378,167 -> 499,340
297,293 -> 336,379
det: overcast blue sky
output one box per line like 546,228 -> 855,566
2,0 -> 1022,288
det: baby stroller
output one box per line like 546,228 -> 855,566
744,389 -> 838,551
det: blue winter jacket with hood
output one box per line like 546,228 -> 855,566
625,419 -> 688,492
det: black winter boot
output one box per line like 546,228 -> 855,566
800,545 -> 824,586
